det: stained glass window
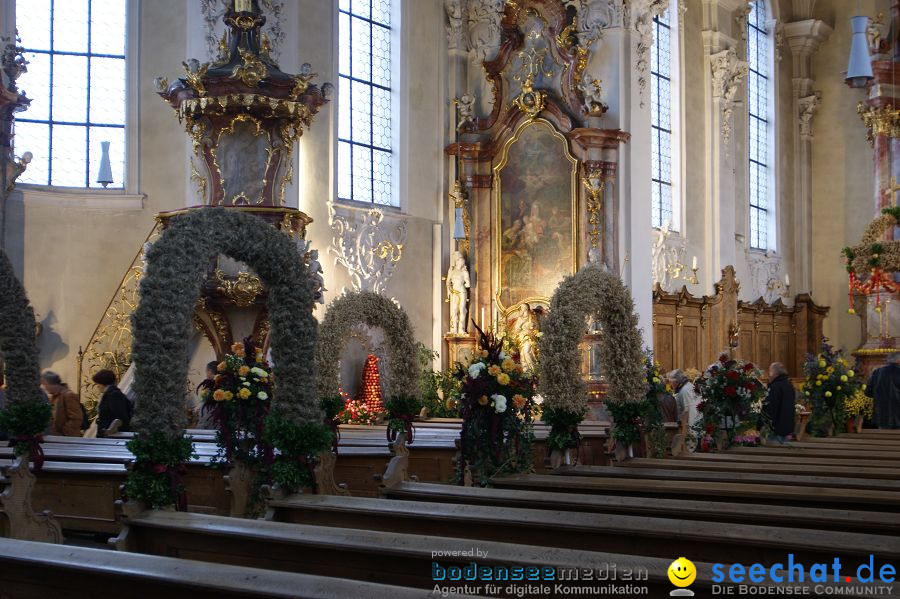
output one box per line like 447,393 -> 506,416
650,7 -> 675,229
14,0 -> 127,188
748,0 -> 771,249
338,0 -> 394,206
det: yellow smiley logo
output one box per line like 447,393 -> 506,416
668,557 -> 696,588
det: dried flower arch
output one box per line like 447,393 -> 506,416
316,291 -> 419,400
537,263 -> 645,421
132,208 -> 319,434
0,249 -> 43,408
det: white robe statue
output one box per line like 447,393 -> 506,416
447,251 -> 470,335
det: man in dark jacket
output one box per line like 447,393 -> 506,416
865,353 -> 900,429
92,369 -> 133,435
764,362 -> 795,443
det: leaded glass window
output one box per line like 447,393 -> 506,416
14,0 -> 127,188
748,0 -> 771,250
650,8 -> 675,229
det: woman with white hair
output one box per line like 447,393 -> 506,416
667,369 -> 701,433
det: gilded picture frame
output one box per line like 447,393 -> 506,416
492,118 -> 579,313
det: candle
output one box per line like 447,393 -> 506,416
785,273 -> 790,286
691,256 -> 697,270
235,0 -> 251,12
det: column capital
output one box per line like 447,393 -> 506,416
784,19 -> 832,57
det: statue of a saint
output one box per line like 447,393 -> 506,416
447,250 -> 470,335
309,249 -> 326,304
510,303 -> 540,372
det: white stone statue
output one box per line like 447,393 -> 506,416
445,0 -> 467,51
651,221 -> 670,288
510,303 -> 539,372
308,248 -> 326,304
455,93 -> 476,130
446,250 -> 470,335
578,77 -> 606,115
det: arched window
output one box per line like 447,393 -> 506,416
337,0 -> 395,206
747,0 -> 773,250
650,2 -> 681,230
14,0 -> 128,189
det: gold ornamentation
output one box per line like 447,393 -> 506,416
216,31 -> 230,65
232,47 -> 269,87
182,60 -> 210,97
190,159 -> 208,204
557,16 -> 577,50
513,75 -> 547,118
858,102 -> 900,142
374,240 -> 404,262
212,269 -> 265,308
581,169 -> 604,250
79,224 -> 161,409
260,33 -> 272,61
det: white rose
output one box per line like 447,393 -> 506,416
257,391 -> 268,400
468,362 -> 486,379
491,394 -> 507,413
532,393 -> 544,406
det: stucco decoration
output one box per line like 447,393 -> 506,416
201,0 -> 285,63
745,250 -> 788,304
710,47 -> 748,144
446,0 -> 468,51
632,0 -> 669,107
329,204 -> 407,295
798,92 -> 821,140
651,221 -> 688,293
468,0 -> 505,61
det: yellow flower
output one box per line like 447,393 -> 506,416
818,360 -> 826,368
488,365 -> 501,376
815,381 -> 822,386
497,373 -> 511,386
652,377 -> 660,384
238,365 -> 250,376
231,342 -> 243,353
255,352 -> 265,363
847,370 -> 855,378
223,391 -> 234,401
478,395 -> 489,406
836,386 -> 842,391
840,375 -> 848,382
213,389 -> 226,402
804,391 -> 810,397
216,361 -> 226,373
501,358 -> 516,372
826,366 -> 834,374
200,388 -> 210,398
238,387 -> 252,399
825,391 -> 832,398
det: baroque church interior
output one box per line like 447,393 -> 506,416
0,0 -> 899,597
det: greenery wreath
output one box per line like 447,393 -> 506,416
537,262 -> 645,450
129,208 -> 326,505
315,290 -> 420,400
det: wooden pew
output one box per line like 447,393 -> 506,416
618,457 -> 900,480
552,464 -> 900,492
725,445 -> 899,461
264,493 -> 900,566
380,481 -> 900,535
110,509 -> 732,597
0,537 -> 452,599
489,473 -> 900,511
674,452 -> 899,468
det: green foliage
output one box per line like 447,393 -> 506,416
0,401 -> 51,448
124,432 -> 196,509
842,247 -> 856,273
882,206 -> 900,222
542,406 -> 587,451
319,395 -> 345,421
385,394 -> 422,433
417,343 -> 461,418
264,416 -> 332,493
801,340 -> 859,436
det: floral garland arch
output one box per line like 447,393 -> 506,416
842,207 -> 900,310
316,290 -> 419,400
0,248 -> 49,440
537,262 -> 645,446
129,208 -> 322,505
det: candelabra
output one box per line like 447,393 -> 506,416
665,256 -> 699,285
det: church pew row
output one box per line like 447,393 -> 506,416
783,440 -> 900,451
263,493 -> 899,566
726,445 -> 899,460
111,509 -> 749,597
488,473 -> 900,511
0,537 -> 453,599
379,481 -> 900,535
675,451 -> 900,468
617,457 -> 900,480
551,464 -> 900,491
808,434 -> 900,446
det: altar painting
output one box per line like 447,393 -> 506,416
495,119 -> 577,309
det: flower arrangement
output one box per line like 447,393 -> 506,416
732,433 -> 763,447
801,340 -> 860,435
202,339 -> 273,466
418,344 -> 461,419
385,394 -> 422,443
694,354 -> 765,449
844,388 -> 873,420
537,263 -> 645,454
338,390 -> 382,425
605,354 -> 669,457
455,326 -> 535,485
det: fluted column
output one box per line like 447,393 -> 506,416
785,18 -> 831,294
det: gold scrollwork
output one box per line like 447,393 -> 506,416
190,159 -> 208,204
182,61 -> 210,97
212,269 -> 265,308
514,76 -> 547,118
581,170 -> 604,249
374,240 -> 404,263
232,47 -> 269,87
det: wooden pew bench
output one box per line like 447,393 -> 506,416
0,537 -> 451,599
553,464 -> 900,492
618,457 -> 900,480
676,452 -> 899,469
379,481 -> 900,535
489,473 -> 900,511
264,493 -> 900,566
111,509 -> 731,597
726,445 -> 899,460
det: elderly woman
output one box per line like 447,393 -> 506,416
667,369 -> 701,432
92,369 -> 133,436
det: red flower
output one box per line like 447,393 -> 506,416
743,363 -> 755,372
725,371 -> 739,381
724,386 -> 736,397
705,424 -> 714,434
744,383 -> 755,392
696,401 -> 706,411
